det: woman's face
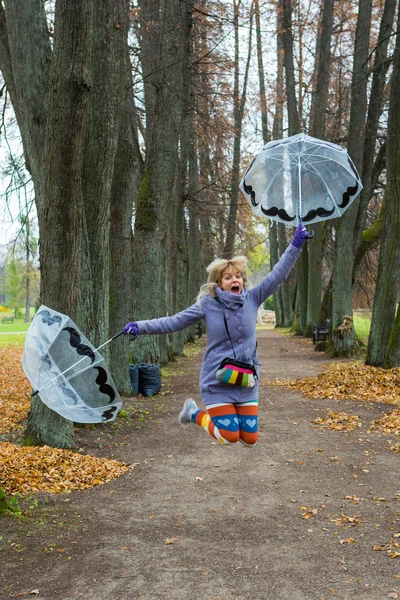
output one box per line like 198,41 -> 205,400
219,265 -> 244,295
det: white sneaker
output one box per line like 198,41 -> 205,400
178,398 -> 198,427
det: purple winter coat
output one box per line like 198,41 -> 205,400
136,243 -> 301,406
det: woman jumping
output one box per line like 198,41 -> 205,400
123,224 -> 309,447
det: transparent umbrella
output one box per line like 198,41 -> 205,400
240,133 -> 363,226
22,305 -> 123,423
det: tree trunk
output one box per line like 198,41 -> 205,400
354,0 -> 396,244
187,132 -> 203,307
81,0 -> 129,348
331,0 -> 373,356
281,0 -> 306,332
224,0 -> 253,257
305,0 -> 334,337
1,0 -> 131,447
24,216 -> 31,323
109,48 -> 144,393
270,3 -> 287,327
255,0 -> 269,144
132,0 -> 187,365
28,0 -> 96,448
269,222 -> 283,326
280,0 -> 299,136
278,223 -> 293,326
169,4 -> 193,357
366,7 -> 400,368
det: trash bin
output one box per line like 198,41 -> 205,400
129,364 -> 140,395
138,363 -> 161,396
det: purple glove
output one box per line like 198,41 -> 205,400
123,322 -> 139,337
291,223 -> 310,249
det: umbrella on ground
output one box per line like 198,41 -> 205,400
239,133 -> 363,226
22,305 -> 123,423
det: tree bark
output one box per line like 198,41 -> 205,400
132,0 -> 188,365
81,0 -> 129,348
305,0 -> 334,337
255,0 -> 269,144
270,2 -> 288,327
366,6 -> 400,368
224,0 -> 253,257
331,0 -> 373,356
28,0 -> 95,447
280,0 -> 305,331
354,0 -> 396,245
1,0 -> 131,447
109,48 -> 144,393
280,0 -> 299,136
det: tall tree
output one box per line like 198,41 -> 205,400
305,0 -> 334,335
331,0 -> 373,355
224,0 -> 254,257
109,46 -> 144,393
0,0 -> 131,447
270,1 -> 290,327
280,0 -> 308,332
132,0 -> 193,364
352,0 -> 396,274
366,5 -> 400,368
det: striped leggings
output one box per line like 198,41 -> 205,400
192,401 -> 258,447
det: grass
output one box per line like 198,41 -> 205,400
353,311 -> 372,342
0,317 -> 29,346
0,334 -> 26,346
0,317 -> 30,333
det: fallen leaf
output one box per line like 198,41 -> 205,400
264,363 -> 400,407
0,441 -> 131,495
310,411 -> 361,432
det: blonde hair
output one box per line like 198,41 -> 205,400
197,255 -> 250,302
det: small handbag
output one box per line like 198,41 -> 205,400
216,357 -> 257,388
214,299 -> 257,389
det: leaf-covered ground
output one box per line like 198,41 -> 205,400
265,361 -> 400,438
264,361 -> 400,405
0,345 -> 31,433
0,442 -> 130,495
0,346 -> 130,495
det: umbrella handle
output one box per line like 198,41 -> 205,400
307,229 -> 315,239
112,329 -> 125,340
112,329 -> 138,342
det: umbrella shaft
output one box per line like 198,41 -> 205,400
298,155 -> 302,224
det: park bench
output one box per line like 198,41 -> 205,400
2,316 -> 14,324
312,319 -> 330,344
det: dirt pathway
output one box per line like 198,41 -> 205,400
1,330 -> 399,600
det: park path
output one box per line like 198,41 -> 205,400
1,329 -> 400,600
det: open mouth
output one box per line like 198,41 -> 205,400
231,284 -> 240,294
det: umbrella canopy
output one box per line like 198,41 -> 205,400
22,306 -> 122,423
239,133 -> 363,226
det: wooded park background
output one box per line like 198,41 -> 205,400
0,0 -> 399,448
